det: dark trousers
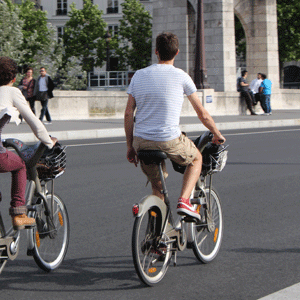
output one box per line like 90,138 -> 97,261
28,97 -> 36,115
40,99 -> 51,122
240,91 -> 255,114
37,91 -> 51,122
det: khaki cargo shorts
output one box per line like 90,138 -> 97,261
133,133 -> 199,183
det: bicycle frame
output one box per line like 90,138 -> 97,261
0,139 -> 56,273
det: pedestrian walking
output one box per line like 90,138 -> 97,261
33,67 -> 54,124
18,67 -> 36,116
259,74 -> 272,115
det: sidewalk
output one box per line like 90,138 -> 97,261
2,109 -> 300,143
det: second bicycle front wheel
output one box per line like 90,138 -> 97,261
132,206 -> 171,286
191,187 -> 223,263
32,194 -> 70,272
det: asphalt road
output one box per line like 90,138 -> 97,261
1,127 -> 300,299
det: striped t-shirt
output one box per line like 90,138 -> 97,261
127,64 -> 197,141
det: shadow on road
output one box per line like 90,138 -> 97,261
0,255 -> 149,292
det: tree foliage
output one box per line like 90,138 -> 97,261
235,15 -> 246,61
18,0 -> 53,65
115,0 -> 152,70
0,0 -> 24,63
277,0 -> 300,64
63,0 -> 107,72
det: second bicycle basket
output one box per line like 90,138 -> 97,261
37,143 -> 66,181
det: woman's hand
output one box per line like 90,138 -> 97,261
51,136 -> 58,146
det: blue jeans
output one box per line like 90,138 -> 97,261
261,94 -> 271,113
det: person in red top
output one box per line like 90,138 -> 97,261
18,67 -> 36,115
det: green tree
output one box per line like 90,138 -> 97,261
277,0 -> 300,68
0,0 -> 24,63
63,0 -> 107,72
235,15 -> 246,61
18,0 -> 53,66
115,0 -> 152,70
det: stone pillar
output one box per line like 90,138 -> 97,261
235,0 -> 280,90
152,0 -> 189,71
204,0 -> 236,92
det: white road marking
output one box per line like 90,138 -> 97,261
66,128 -> 300,147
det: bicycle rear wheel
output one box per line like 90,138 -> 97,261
191,187 -> 223,263
32,194 -> 69,272
132,206 -> 171,286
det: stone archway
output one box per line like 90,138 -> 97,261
234,0 -> 280,90
151,0 -> 279,92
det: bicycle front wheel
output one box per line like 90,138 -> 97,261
191,187 -> 223,263
32,194 -> 69,272
132,206 -> 171,286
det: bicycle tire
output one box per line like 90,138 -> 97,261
32,194 -> 69,272
191,187 -> 223,263
132,205 -> 171,286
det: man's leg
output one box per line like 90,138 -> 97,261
39,99 -> 48,121
260,94 -> 267,113
45,99 -> 52,122
180,150 -> 202,199
242,91 -> 256,115
151,180 -> 164,201
28,97 -> 35,115
265,95 -> 271,113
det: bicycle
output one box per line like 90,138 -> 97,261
131,131 -> 228,286
0,138 -> 69,274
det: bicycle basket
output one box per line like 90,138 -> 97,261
201,143 -> 228,176
37,143 -> 66,181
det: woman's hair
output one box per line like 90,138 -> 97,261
25,66 -> 33,73
156,32 -> 179,61
0,57 -> 18,86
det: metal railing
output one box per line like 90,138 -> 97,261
87,71 -> 134,89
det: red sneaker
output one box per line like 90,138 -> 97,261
177,197 -> 200,220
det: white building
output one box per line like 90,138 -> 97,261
40,0 -> 152,41
40,0 -> 152,75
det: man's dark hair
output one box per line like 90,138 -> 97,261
261,73 -> 267,80
156,32 -> 179,61
241,70 -> 248,77
0,57 -> 18,86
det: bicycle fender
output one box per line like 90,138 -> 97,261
137,195 -> 168,229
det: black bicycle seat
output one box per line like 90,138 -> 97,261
137,150 -> 167,165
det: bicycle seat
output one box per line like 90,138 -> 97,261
137,150 -> 167,165
3,138 -> 46,168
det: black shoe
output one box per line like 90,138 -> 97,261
251,111 -> 257,115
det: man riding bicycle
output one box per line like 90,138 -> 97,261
125,32 -> 225,220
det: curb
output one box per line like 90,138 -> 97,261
3,118 -> 300,144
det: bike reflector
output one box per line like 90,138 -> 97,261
132,204 -> 139,216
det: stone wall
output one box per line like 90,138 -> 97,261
34,89 -> 299,121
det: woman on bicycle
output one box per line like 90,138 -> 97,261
0,57 -> 56,230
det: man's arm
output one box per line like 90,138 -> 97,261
187,92 -> 225,144
124,94 -> 138,166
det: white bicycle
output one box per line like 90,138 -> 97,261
131,131 -> 228,286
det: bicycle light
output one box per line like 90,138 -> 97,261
132,204 -> 139,217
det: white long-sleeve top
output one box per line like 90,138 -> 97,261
0,86 -> 53,149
